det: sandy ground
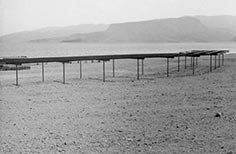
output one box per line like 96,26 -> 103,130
0,54 -> 236,154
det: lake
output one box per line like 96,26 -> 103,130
0,42 -> 236,58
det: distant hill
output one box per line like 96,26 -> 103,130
62,16 -> 236,43
0,24 -> 109,43
195,15 -> 236,35
1,15 -> 236,43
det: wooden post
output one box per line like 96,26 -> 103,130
192,57 -> 195,75
112,59 -> 115,77
42,62 -> 44,82
103,60 -> 105,82
62,62 -> 65,84
185,56 -> 187,69
137,59 -> 139,80
210,55 -> 212,72
167,58 -> 169,77
214,55 -> 217,69
80,61 -> 82,79
178,56 -> 180,72
141,59 -> 144,75
15,64 -> 19,86
196,57 -> 198,66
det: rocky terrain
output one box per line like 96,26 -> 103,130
0,54 -> 236,154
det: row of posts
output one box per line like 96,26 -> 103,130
170,53 -> 224,77
14,53 -> 225,86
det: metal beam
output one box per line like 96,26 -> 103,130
15,64 -> 19,86
141,59 -> 144,75
178,56 -> 180,72
137,59 -> 140,80
103,60 -> 105,82
80,61 -> 82,79
62,62 -> 65,84
190,57 -> 193,67
192,57 -> 195,75
218,54 -> 221,67
1,50 -> 229,65
1,50 -> 230,86
185,56 -> 187,69
112,59 -> 115,77
1,53 -> 179,64
222,54 -> 224,66
167,58 -> 169,77
210,55 -> 212,72
214,55 -> 217,69
42,62 -> 44,82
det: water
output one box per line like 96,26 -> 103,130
0,42 -> 236,58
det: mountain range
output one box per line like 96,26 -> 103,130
1,15 -> 236,43
0,24 -> 109,43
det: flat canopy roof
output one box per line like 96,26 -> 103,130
179,50 -> 229,57
0,50 -> 229,65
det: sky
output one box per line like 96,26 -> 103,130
0,0 -> 236,36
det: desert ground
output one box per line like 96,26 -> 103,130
0,54 -> 236,154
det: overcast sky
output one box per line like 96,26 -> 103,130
0,0 -> 236,36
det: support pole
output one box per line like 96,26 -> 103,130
62,62 -> 65,84
137,59 -> 140,80
103,60 -> 105,82
178,56 -> 180,72
196,57 -> 198,66
218,54 -> 221,67
190,57 -> 193,67
141,59 -> 144,75
80,61 -> 82,79
167,58 -> 169,77
222,54 -> 224,66
42,62 -> 44,82
15,64 -> 19,86
214,55 -> 217,69
185,56 -> 187,69
210,55 -> 212,72
112,59 -> 115,77
192,57 -> 195,75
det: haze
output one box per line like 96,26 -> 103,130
1,0 -> 236,36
